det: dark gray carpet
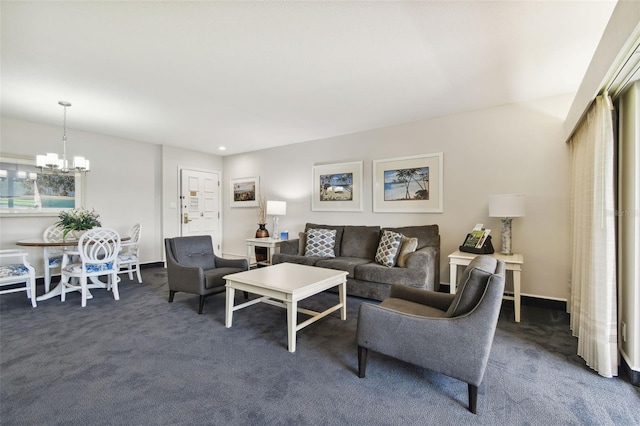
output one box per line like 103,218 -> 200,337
1,267 -> 638,425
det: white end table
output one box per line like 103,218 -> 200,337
448,250 -> 523,322
246,237 -> 283,267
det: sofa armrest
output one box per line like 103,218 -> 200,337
389,283 -> 454,311
214,255 -> 248,270
279,239 -> 300,255
403,246 -> 439,290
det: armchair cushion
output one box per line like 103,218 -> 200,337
204,267 -> 242,289
388,283 -> 455,311
379,298 -> 449,317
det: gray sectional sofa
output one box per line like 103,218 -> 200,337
271,223 -> 440,301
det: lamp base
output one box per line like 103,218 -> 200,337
500,217 -> 513,255
272,216 -> 280,240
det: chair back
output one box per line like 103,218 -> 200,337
76,228 -> 121,267
446,255 -> 505,318
43,225 -> 65,243
128,223 -> 141,245
167,236 -> 215,270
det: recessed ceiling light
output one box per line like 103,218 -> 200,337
218,146 -> 226,151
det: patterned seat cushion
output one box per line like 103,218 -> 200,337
118,253 -> 139,262
0,264 -> 29,278
48,255 -> 64,267
63,262 -> 114,274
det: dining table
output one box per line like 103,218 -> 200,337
16,236 -> 130,302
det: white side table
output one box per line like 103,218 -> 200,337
448,250 -> 523,322
246,237 -> 283,267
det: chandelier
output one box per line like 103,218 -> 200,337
36,101 -> 90,174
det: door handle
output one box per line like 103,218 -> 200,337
183,213 -> 192,224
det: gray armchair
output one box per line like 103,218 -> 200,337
356,255 -> 505,414
164,236 -> 248,314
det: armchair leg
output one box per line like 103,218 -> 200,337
243,291 -> 249,300
168,290 -> 176,303
468,384 -> 478,414
357,346 -> 368,378
198,296 -> 205,314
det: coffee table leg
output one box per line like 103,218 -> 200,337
287,300 -> 297,353
339,280 -> 347,320
225,287 -> 235,328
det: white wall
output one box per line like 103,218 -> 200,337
223,94 -> 573,301
0,116 -> 222,279
160,145 -> 224,247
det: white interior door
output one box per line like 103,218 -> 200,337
180,169 -> 221,252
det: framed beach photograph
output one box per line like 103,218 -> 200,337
312,161 -> 363,211
230,176 -> 260,208
373,153 -> 443,213
0,154 -> 83,216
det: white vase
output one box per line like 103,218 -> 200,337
70,230 -> 86,240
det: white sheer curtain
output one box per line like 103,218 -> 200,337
568,95 -> 618,378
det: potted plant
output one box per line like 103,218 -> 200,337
56,208 -> 102,240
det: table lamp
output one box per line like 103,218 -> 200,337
489,194 -> 525,255
266,200 -> 286,240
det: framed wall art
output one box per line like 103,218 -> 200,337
0,155 -> 84,216
373,153 -> 443,213
230,176 -> 260,208
312,161 -> 363,211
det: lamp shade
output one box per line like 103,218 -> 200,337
489,194 -> 525,218
266,200 -> 287,216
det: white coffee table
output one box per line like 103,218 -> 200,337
224,263 -> 348,353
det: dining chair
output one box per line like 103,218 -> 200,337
0,249 -> 37,307
118,223 -> 142,283
60,227 -> 121,307
42,225 -> 67,292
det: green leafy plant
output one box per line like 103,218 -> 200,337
56,208 -> 102,240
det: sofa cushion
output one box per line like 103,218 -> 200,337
396,236 -> 418,268
382,225 -> 439,250
315,257 -> 371,277
355,262 -> 426,286
375,230 -> 403,267
271,253 -> 321,266
305,228 -> 337,257
340,226 -> 381,259
305,223 -> 344,257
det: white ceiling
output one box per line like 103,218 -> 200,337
1,1 -> 617,156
